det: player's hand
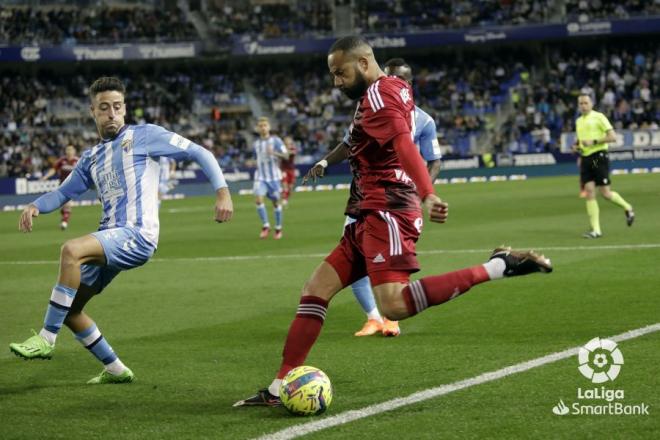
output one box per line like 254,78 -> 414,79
19,204 -> 40,233
582,139 -> 594,147
423,194 -> 448,224
302,161 -> 327,184
214,188 -> 233,223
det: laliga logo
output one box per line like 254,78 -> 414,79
578,337 -> 624,383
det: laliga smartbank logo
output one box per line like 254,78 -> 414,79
578,337 -> 624,383
552,337 -> 649,416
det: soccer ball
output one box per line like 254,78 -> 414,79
279,366 -> 333,416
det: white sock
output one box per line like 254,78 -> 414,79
268,379 -> 282,397
105,358 -> 128,376
39,328 -> 57,345
482,258 -> 506,280
366,308 -> 383,323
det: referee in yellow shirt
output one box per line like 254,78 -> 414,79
574,94 -> 634,238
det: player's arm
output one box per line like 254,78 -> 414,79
592,129 -> 616,145
418,119 -> 442,182
392,133 -> 448,223
146,125 -> 232,223
268,138 -> 290,159
427,159 -> 441,182
302,141 -> 349,183
20,159 -> 91,232
40,167 -> 57,181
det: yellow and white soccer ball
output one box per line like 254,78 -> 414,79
279,366 -> 333,416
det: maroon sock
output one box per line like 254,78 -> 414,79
402,265 -> 489,316
277,295 -> 329,379
61,208 -> 71,222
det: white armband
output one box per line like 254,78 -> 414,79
316,159 -> 328,169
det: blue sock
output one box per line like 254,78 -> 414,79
75,323 -> 118,366
42,284 -> 77,341
351,276 -> 378,316
274,205 -> 283,230
256,203 -> 269,227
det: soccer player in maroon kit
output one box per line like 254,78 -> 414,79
280,136 -> 297,206
41,145 -> 79,230
234,37 -> 553,407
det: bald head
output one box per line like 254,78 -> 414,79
328,36 -> 374,59
327,36 -> 384,100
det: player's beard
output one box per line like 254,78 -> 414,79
341,69 -> 368,100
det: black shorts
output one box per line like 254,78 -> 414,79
580,151 -> 610,186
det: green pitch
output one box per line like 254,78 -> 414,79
1,174 -> 658,439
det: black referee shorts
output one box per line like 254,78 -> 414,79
580,151 -> 611,186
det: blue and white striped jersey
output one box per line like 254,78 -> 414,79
342,105 -> 441,162
413,106 -> 442,162
253,135 -> 286,182
49,124 -> 226,245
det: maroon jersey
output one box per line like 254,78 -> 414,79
54,156 -> 79,182
280,145 -> 297,171
344,76 -> 417,217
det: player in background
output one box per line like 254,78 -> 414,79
349,57 -> 443,337
158,156 -> 177,201
41,145 -> 79,230
253,117 -> 288,239
573,94 -> 634,238
280,136 -> 298,206
10,77 -> 233,384
234,37 -> 552,407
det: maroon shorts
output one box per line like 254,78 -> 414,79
325,209 -> 423,287
282,169 -> 295,185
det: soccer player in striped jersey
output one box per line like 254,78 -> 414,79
10,77 -> 233,384
235,37 -> 551,407
253,117 -> 288,239
41,144 -> 79,230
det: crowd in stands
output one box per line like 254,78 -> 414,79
2,0 -> 660,47
355,0 -> 553,33
0,6 -> 197,45
566,0 -> 660,22
0,70 -> 249,178
253,58 -> 524,157
502,46 -> 658,153
208,1 -> 332,41
1,43 -> 657,177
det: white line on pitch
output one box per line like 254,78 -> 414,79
254,323 -> 660,440
2,243 -> 660,265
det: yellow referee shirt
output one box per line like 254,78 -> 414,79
575,110 -> 613,157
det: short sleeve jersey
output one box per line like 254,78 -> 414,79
344,76 -> 418,217
576,110 -> 613,157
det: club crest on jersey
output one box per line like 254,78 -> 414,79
121,137 -> 133,153
400,88 -> 410,104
